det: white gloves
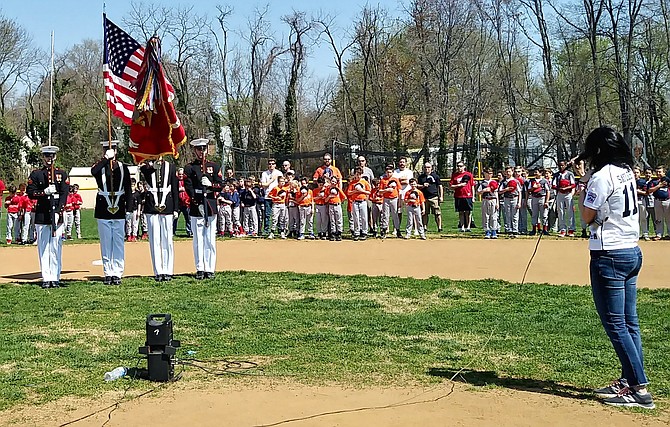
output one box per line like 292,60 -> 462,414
44,185 -> 57,195
54,213 -> 60,225
201,177 -> 212,187
104,149 -> 116,160
198,205 -> 206,217
173,211 -> 179,220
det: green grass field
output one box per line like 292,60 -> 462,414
0,272 -> 668,411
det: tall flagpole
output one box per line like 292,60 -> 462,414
48,31 -> 54,146
48,31 -> 57,236
103,11 -> 118,214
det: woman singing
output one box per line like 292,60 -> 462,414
576,126 -> 654,409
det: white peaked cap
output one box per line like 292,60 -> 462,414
100,140 -> 121,147
41,145 -> 59,154
190,138 -> 209,147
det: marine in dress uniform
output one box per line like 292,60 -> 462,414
26,146 -> 69,288
183,139 -> 223,279
140,158 -> 179,282
90,141 -> 132,285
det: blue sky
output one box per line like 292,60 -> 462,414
2,0 -> 405,79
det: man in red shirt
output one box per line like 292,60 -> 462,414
19,187 -> 36,244
0,178 -> 5,223
70,184 -> 83,239
449,161 -> 474,232
4,185 -> 21,244
174,167 -> 193,237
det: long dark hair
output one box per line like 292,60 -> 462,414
577,126 -> 634,172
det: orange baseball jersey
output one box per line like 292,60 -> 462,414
268,185 -> 289,204
346,179 -> 371,202
369,187 -> 384,204
313,185 -> 327,205
295,187 -> 313,206
404,188 -> 426,206
325,186 -> 346,204
379,175 -> 401,199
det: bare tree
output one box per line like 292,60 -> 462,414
212,5 -> 249,170
282,11 -> 314,157
0,14 -> 43,117
246,6 -> 287,168
123,1 -> 170,42
318,17 -> 360,147
603,0 -> 645,145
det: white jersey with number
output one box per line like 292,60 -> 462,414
583,164 -> 639,250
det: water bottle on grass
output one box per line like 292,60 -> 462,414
104,366 -> 127,381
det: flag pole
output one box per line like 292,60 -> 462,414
48,31 -> 57,237
48,31 -> 54,147
103,12 -> 117,212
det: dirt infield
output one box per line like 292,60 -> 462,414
0,238 -> 668,288
0,238 -> 668,426
3,379 -> 668,427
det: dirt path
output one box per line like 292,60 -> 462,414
2,379 -> 667,427
1,238 -> 668,288
1,238 -> 668,426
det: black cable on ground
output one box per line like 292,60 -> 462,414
176,357 -> 261,376
252,382 -> 456,427
521,197 -> 558,286
57,358 -> 159,427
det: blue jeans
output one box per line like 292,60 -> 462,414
263,199 -> 273,234
590,246 -> 648,387
173,206 -> 192,236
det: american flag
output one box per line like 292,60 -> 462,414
103,15 -> 174,125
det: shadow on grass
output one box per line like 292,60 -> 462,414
2,270 -> 87,281
428,368 -> 596,401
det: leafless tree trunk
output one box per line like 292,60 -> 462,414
604,0 -> 644,145
0,15 -> 42,118
318,19 -> 361,145
213,6 -> 248,170
246,7 -> 287,170
282,12 -> 314,157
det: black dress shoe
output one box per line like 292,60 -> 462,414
195,271 -> 205,280
103,276 -> 112,285
50,281 -> 60,288
204,272 -> 215,279
163,275 -> 173,281
112,276 -> 122,285
41,282 -> 50,289
154,275 -> 164,282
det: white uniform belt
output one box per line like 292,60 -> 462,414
148,187 -> 171,193
195,189 -> 203,194
98,190 -> 125,196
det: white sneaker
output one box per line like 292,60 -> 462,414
280,232 -> 286,239
267,233 -> 274,240
298,235 -> 305,240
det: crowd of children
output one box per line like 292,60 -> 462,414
474,163 -> 670,241
207,163 -> 428,241
3,182 -> 82,244
4,160 -> 668,244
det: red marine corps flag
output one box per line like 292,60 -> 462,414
102,15 -> 186,162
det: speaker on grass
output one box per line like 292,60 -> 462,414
139,313 -> 181,382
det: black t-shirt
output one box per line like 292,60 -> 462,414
418,172 -> 441,198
